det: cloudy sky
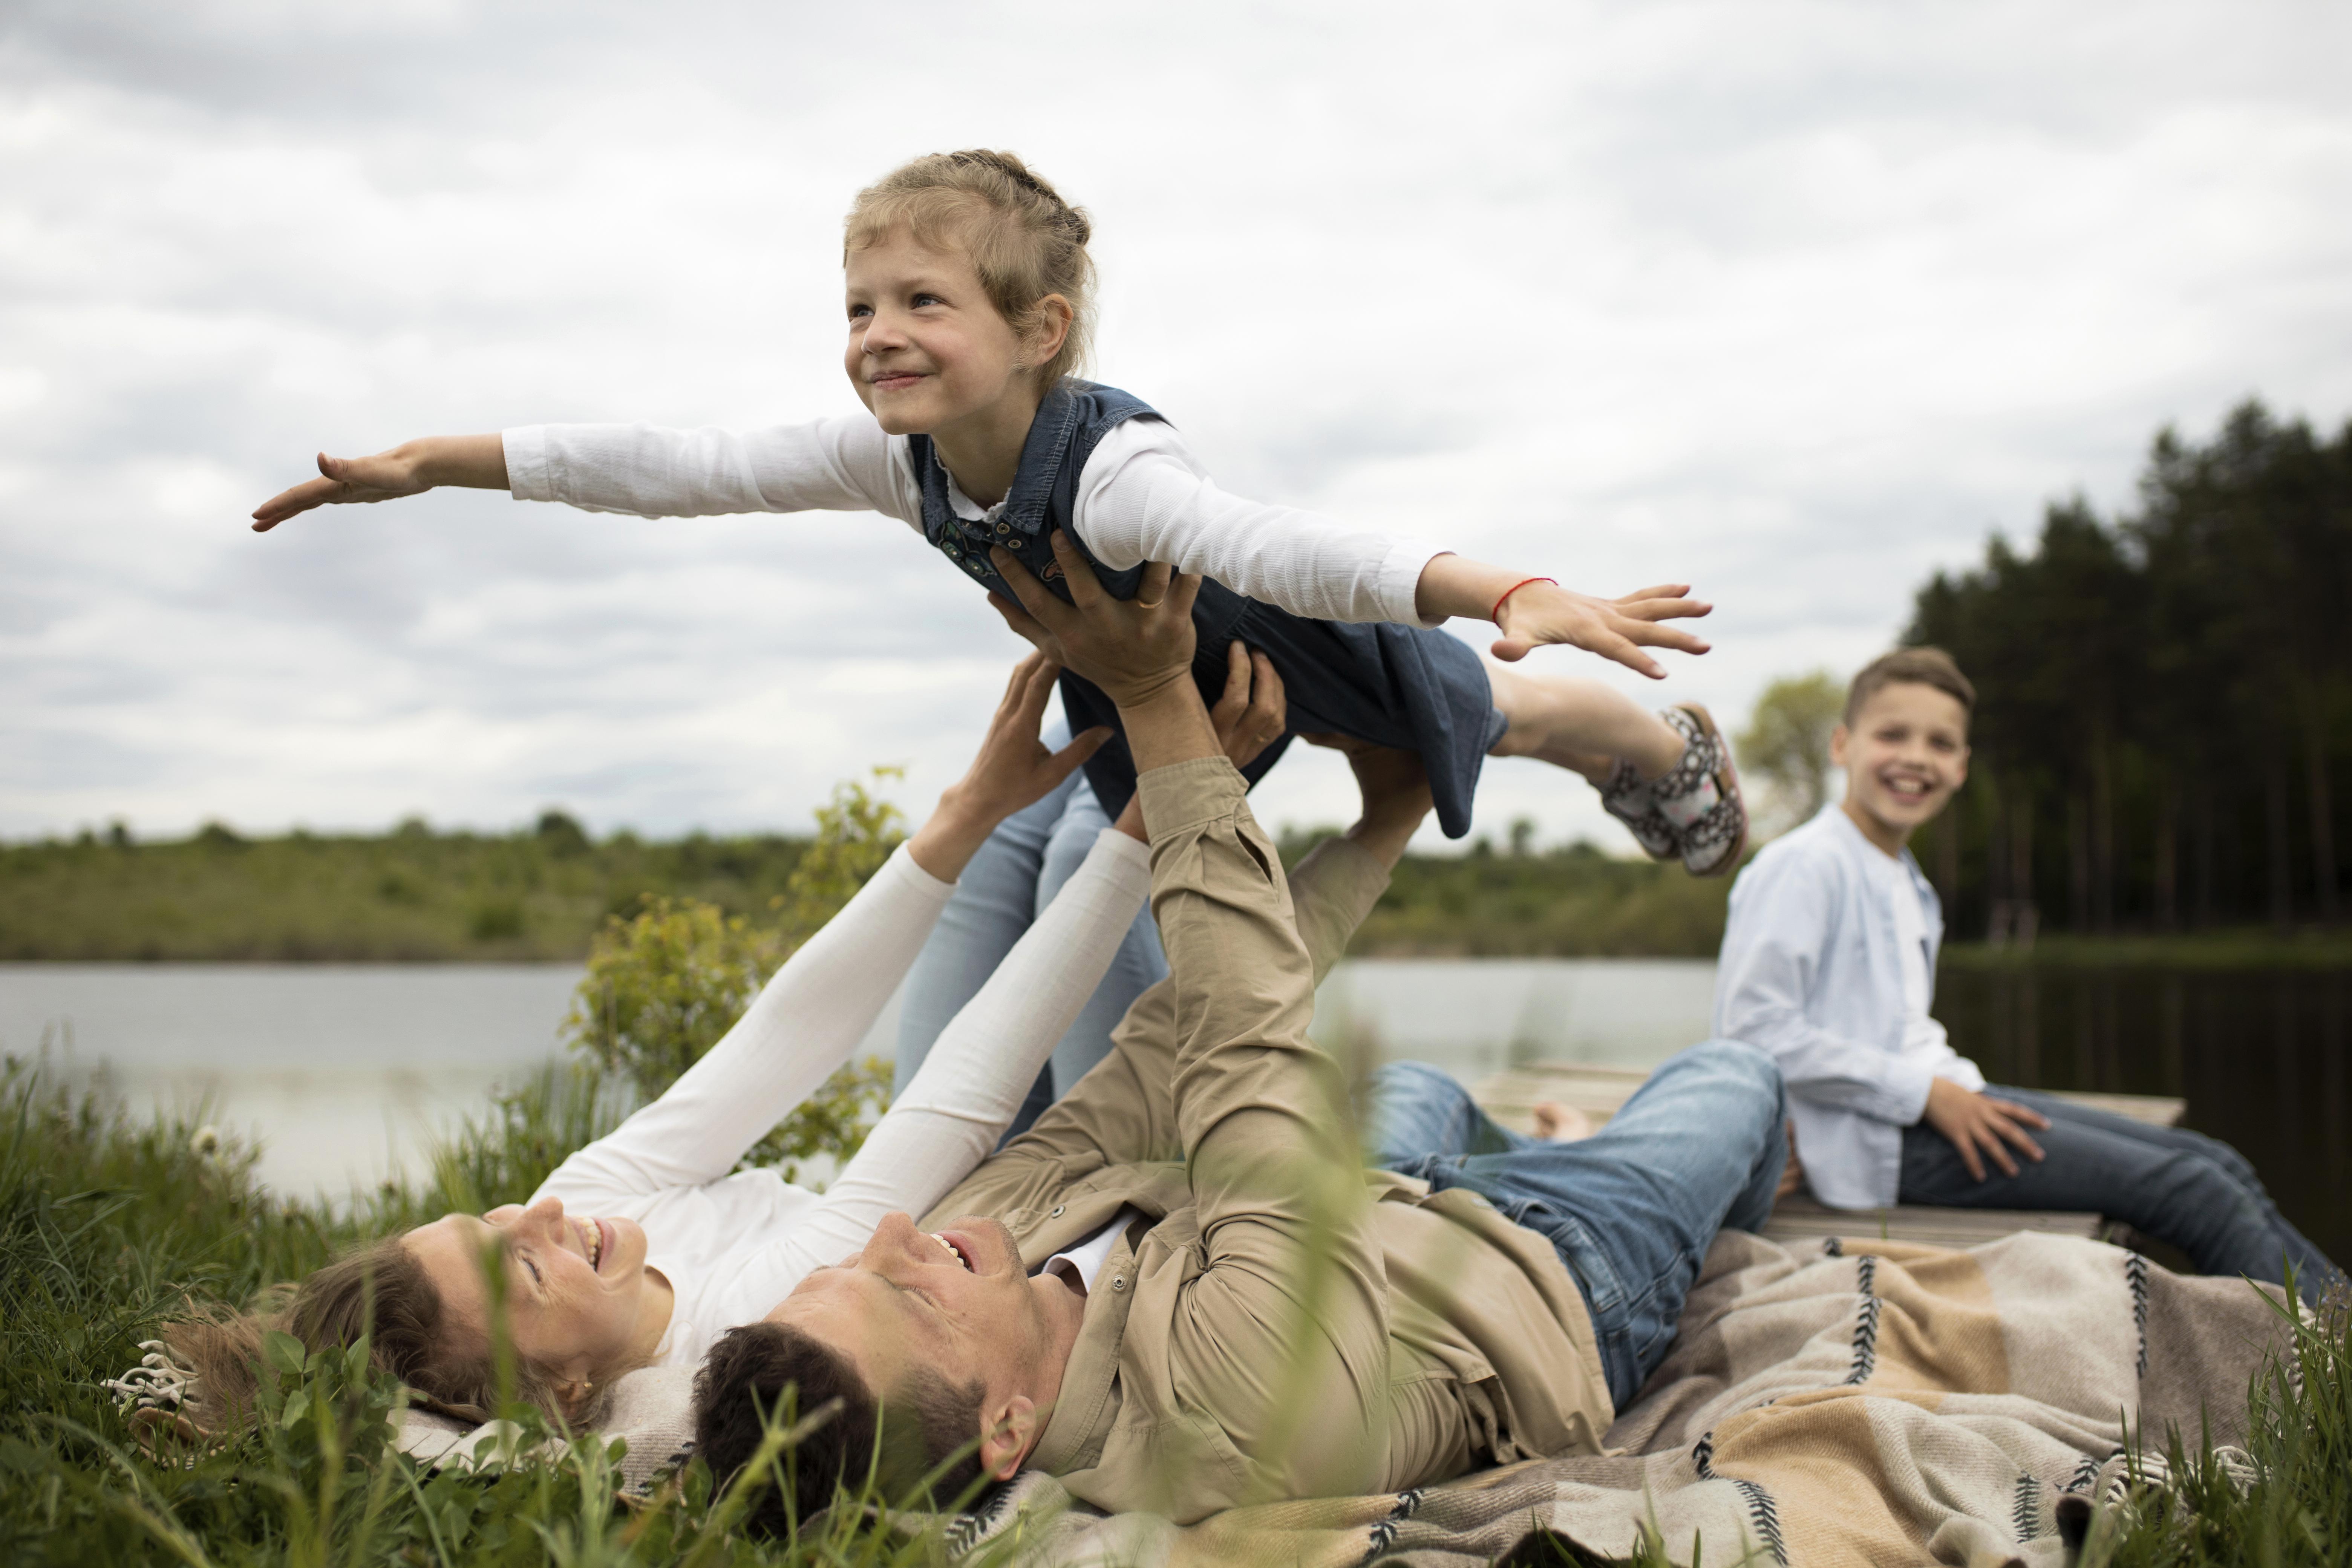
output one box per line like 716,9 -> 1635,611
5,0 -> 2349,853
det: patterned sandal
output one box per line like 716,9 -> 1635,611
1652,704 -> 1749,877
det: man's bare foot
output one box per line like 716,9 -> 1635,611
1532,1101 -> 1595,1142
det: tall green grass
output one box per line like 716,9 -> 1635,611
5,1052 -> 2345,1565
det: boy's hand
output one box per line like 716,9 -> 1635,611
986,530 -> 1200,707
910,654 -> 1112,882
1493,581 -> 1712,678
1920,1078 -> 2050,1182
250,435 -> 508,531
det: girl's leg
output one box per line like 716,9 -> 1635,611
1484,664 -> 1749,876
1031,771 -> 1168,1113
1483,664 -> 1682,782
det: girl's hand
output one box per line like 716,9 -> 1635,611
250,435 -> 508,531
1493,581 -> 1712,678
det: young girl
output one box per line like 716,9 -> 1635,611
251,149 -> 1746,1110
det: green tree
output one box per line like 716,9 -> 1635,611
560,769 -> 908,1182
1736,671 -> 1845,838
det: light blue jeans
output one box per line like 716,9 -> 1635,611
1368,1042 -> 1788,1409
893,718 -> 1169,1139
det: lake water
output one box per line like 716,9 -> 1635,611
0,959 -> 2341,1263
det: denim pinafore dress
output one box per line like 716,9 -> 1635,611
908,380 -> 1503,838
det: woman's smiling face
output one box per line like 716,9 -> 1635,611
402,1194 -> 658,1395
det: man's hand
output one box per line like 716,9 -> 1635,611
908,654 -> 1112,882
986,530 -> 1200,707
251,435 -> 508,532
1920,1078 -> 2050,1182
1113,641 -> 1289,841
1492,581 -> 1712,677
1300,733 -> 1432,869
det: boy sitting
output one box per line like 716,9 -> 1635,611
1713,648 -> 2339,1302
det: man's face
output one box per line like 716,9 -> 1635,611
765,1211 -> 1057,1452
1830,680 -> 1971,839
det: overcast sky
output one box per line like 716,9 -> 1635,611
5,0 -> 2349,853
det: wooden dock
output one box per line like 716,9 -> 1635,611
1472,1061 -> 2186,1251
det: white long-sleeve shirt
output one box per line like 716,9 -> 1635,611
536,829 -> 1152,1369
503,413 -> 1447,628
1710,805 -> 1986,1209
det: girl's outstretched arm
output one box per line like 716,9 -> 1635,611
250,434 -> 508,530
1412,557 -> 1713,680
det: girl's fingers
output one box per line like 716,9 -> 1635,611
1615,597 -> 1713,623
1615,583 -> 1692,605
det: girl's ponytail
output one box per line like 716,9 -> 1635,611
847,150 -> 1098,389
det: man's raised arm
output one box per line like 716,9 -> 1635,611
989,533 -> 1393,1509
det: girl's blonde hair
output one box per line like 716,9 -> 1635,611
165,1235 -> 566,1433
845,149 -> 1096,389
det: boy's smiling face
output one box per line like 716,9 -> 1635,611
843,227 -> 1037,441
1830,680 -> 1971,852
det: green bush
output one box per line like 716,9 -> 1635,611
561,770 -> 906,1184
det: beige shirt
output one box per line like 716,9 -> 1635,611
922,758 -> 1612,1523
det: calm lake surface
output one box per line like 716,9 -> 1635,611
0,959 -> 2341,1262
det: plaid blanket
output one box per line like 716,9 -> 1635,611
915,1230 -> 2293,1566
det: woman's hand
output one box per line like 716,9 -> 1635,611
909,654 -> 1112,883
1208,640 -> 1286,772
250,435 -> 508,531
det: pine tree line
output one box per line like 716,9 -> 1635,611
1908,400 -> 2352,940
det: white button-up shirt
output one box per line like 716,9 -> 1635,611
1711,805 -> 1984,1208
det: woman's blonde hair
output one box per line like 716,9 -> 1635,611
164,1234 -> 563,1433
845,149 -> 1096,389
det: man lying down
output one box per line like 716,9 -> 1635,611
693,548 -> 1793,1530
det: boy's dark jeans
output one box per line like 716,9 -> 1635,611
1898,1086 -> 2343,1304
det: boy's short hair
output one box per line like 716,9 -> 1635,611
1844,646 -> 1976,727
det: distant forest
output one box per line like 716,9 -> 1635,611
1907,401 -> 2350,943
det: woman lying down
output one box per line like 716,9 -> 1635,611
158,649 -> 1287,1433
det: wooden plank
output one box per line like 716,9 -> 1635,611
1467,1059 -> 2183,1251
1759,1198 -> 2105,1250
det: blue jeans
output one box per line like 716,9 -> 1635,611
1372,1042 -> 1788,1409
1899,1086 -> 2344,1304
894,719 -> 1169,1139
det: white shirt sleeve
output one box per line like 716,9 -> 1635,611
534,842 -> 954,1213
1070,420 -> 1448,627
700,827 -> 1153,1322
502,416 -> 921,528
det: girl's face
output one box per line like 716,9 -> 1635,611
844,227 -> 1038,439
403,1194 -> 656,1398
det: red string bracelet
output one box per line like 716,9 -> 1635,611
1491,577 -> 1556,621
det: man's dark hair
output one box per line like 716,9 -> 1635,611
693,1322 -> 990,1537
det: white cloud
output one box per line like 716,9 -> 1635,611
3,0 -> 2349,851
